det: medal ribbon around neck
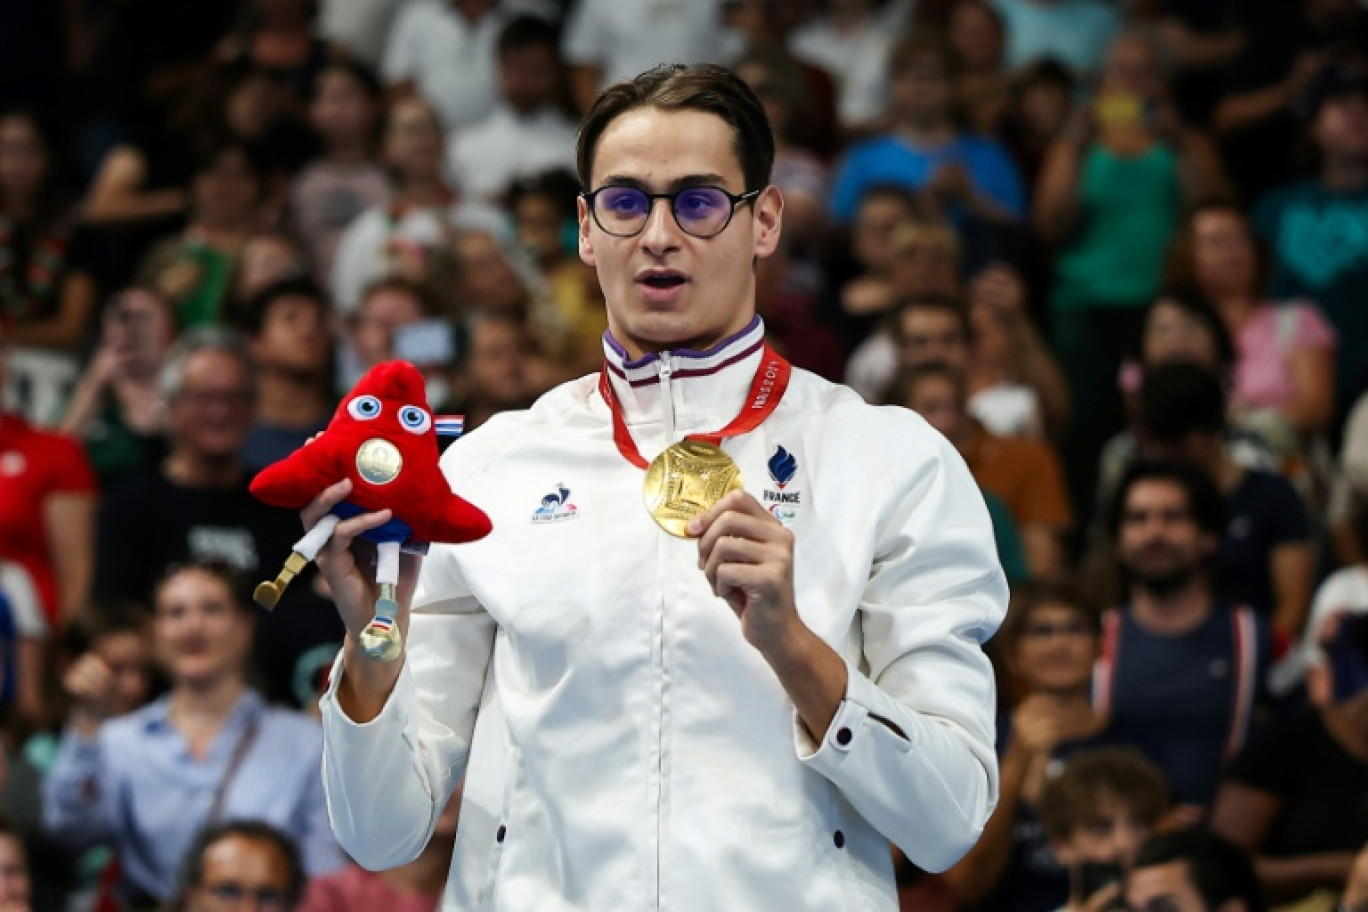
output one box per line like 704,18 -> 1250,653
597,343 -> 792,469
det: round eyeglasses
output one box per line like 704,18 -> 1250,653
581,185 -> 761,239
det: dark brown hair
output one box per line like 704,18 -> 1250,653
999,578 -> 1101,646
1040,746 -> 1169,842
1163,198 -> 1269,298
576,63 -> 775,193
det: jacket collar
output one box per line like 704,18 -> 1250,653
599,316 -> 768,456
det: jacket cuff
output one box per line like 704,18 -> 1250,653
319,649 -> 413,735
794,658 -> 919,769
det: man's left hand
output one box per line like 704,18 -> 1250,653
689,490 -> 801,658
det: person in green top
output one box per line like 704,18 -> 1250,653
136,140 -> 269,329
1033,28 -> 1226,521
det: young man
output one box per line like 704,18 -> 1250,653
1125,829 -> 1267,912
1096,462 -> 1273,810
312,65 -> 1006,910
1040,747 -> 1170,912
175,822 -> 306,912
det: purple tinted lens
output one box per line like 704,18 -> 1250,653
673,187 -> 729,234
595,187 -> 649,228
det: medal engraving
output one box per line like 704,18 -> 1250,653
356,438 -> 403,485
643,440 -> 744,537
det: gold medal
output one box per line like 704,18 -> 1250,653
643,440 -> 744,537
356,438 -> 403,485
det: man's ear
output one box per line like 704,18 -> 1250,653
577,195 -> 596,267
752,185 -> 784,260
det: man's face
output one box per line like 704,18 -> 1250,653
168,350 -> 255,463
898,308 -> 969,372
465,319 -> 527,410
903,374 -> 965,442
0,836 -> 29,910
1056,793 -> 1153,869
1126,860 -> 1210,912
500,44 -> 560,113
353,289 -> 423,367
852,195 -> 912,272
578,107 -> 782,358
1313,91 -> 1368,159
187,835 -> 294,912
254,295 -> 331,375
1116,480 -> 1211,593
889,55 -> 953,123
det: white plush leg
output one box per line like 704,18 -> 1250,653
293,513 -> 341,561
358,539 -> 405,662
375,540 -> 401,586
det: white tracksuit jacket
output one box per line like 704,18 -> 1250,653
319,317 -> 1007,911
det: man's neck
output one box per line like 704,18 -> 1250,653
398,177 -> 450,208
170,675 -> 246,727
1322,154 -> 1368,193
326,141 -> 372,166
256,369 -> 330,428
894,119 -> 956,149
1129,579 -> 1214,636
381,836 -> 455,894
164,451 -> 244,489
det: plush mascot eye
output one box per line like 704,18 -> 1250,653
348,395 -> 382,420
398,404 -> 432,434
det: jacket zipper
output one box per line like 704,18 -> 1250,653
654,352 -> 674,910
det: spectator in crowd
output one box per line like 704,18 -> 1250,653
831,185 -> 918,355
61,287 -> 177,486
562,0 -> 742,115
289,59 -> 389,286
897,359 -> 1070,576
1211,605 -> 1368,905
845,218 -> 962,401
830,34 -> 1026,227
228,231 -> 310,322
446,15 -> 578,205
0,821 -> 30,912
949,0 -> 1010,135
945,582 -> 1155,912
734,49 -> 831,254
1036,27 -> 1226,513
240,278 -> 334,474
1040,747 -> 1170,912
452,228 -> 531,316
343,277 -> 435,390
318,0 -> 409,68
0,108 -> 97,356
989,0 -> 1121,79
789,0 -> 914,132
1309,494 -> 1368,668
1166,200 -> 1338,439
91,328 -> 294,601
44,562 -> 343,907
1125,828 -> 1267,912
136,140 -> 271,328
1139,362 -> 1315,637
1213,0 -> 1367,201
300,787 -> 461,912
507,170 -> 606,377
0,323 -> 95,644
441,309 -> 534,434
218,0 -> 332,110
966,262 -> 1069,438
1254,62 -> 1368,421
1096,461 -> 1272,809
330,95 -> 499,315
172,821 -> 307,912
382,0 -> 511,134
999,60 -> 1075,200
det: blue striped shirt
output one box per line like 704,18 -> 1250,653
43,690 -> 345,903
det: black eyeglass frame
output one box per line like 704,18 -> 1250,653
580,185 -> 763,239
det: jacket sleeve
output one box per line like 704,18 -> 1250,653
795,423 -> 1007,873
41,727 -> 117,851
318,545 -> 496,871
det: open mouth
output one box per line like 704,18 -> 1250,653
637,270 -> 688,290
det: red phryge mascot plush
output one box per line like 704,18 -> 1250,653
250,360 -> 491,660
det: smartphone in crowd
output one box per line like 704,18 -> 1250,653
393,319 -> 457,368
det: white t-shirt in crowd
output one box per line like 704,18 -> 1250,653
319,0 -> 412,68
562,0 -> 744,88
447,103 -> 579,203
789,0 -> 913,127
968,384 -> 1044,439
382,3 -> 509,132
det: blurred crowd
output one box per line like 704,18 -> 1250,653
1,0 -> 1368,910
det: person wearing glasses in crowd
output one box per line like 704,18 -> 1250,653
172,822 -> 307,912
308,64 -> 1006,910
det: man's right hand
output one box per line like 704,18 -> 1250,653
1011,695 -> 1066,757
305,478 -> 422,720
63,653 -> 116,734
